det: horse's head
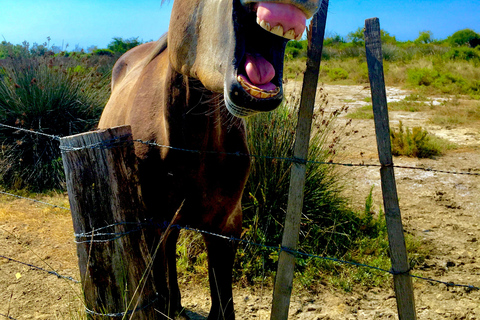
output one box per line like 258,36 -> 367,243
168,0 -> 322,117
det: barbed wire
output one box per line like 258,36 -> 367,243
134,139 -> 480,176
1,122 -> 479,176
0,190 -> 70,211
0,123 -> 61,141
84,294 -> 159,318
0,313 -> 17,320
1,122 -> 479,318
3,213 -> 478,291
73,220 -> 480,291
0,254 -> 79,283
1,209 -> 478,320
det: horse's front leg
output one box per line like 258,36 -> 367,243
203,232 -> 237,320
164,228 -> 189,319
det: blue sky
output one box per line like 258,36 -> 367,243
1,0 -> 479,50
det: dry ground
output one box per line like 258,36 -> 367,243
1,84 -> 479,319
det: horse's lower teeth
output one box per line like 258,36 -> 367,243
237,76 -> 279,99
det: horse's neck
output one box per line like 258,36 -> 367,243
167,72 -> 247,153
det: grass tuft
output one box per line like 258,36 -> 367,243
390,121 -> 452,158
0,56 -> 111,190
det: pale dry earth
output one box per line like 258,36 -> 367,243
1,84 -> 479,319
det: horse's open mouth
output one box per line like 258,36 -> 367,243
225,1 -> 307,117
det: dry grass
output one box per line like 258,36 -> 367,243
0,191 -> 75,270
430,98 -> 480,127
0,191 -> 82,319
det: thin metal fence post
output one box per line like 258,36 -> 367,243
270,2 -> 329,319
364,17 -> 417,320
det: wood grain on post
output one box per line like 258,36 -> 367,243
364,18 -> 417,320
60,126 -> 157,319
270,1 -> 329,319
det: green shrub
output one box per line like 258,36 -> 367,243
92,48 -> 115,57
328,67 -> 349,81
0,56 -> 110,190
234,98 -> 385,283
447,28 -> 480,47
407,67 -> 475,95
414,31 -> 434,44
345,105 -> 374,119
444,47 -> 480,61
107,37 -> 143,55
407,68 -> 439,86
390,122 -> 444,158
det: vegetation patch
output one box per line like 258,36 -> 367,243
430,99 -> 480,127
388,100 -> 430,112
345,105 -> 374,119
390,122 -> 453,158
0,56 -> 111,190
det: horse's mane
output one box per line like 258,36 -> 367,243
142,32 -> 168,68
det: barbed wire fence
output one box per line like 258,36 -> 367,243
0,122 -> 479,317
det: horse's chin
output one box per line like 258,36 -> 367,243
224,77 -> 284,118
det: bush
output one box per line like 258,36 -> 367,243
407,68 -> 439,86
444,47 -> 480,61
107,37 -> 143,55
327,67 -> 349,81
92,49 -> 115,57
0,56 -> 110,190
407,67 -> 474,95
235,96 -> 383,282
448,28 -> 480,47
390,122 -> 443,158
414,31 -> 434,45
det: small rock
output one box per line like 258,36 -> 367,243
446,261 -> 456,267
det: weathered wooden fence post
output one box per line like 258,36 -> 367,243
270,1 -> 329,319
364,18 -> 417,320
60,126 -> 157,319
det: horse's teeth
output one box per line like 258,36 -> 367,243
271,25 -> 284,37
237,75 -> 279,99
284,29 -> 296,40
257,19 -> 301,41
295,33 -> 303,41
259,20 -> 271,32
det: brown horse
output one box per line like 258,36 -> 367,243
98,0 -> 322,318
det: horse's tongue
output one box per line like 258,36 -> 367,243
244,53 -> 276,91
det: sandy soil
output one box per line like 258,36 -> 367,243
1,84 -> 479,319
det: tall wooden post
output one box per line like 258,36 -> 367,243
60,126 -> 157,319
270,1 -> 329,319
364,18 -> 417,320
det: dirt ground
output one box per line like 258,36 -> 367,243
1,84 -> 479,319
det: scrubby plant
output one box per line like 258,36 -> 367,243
447,28 -> 480,47
231,94 -> 384,284
92,49 -> 115,57
285,40 -> 307,60
414,31 -> 434,45
0,56 -> 110,190
390,121 -> 446,158
327,67 -> 349,81
107,37 -> 143,55
444,47 -> 480,62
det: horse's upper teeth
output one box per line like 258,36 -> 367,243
284,29 -> 296,40
256,18 -> 302,41
271,25 -> 284,37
